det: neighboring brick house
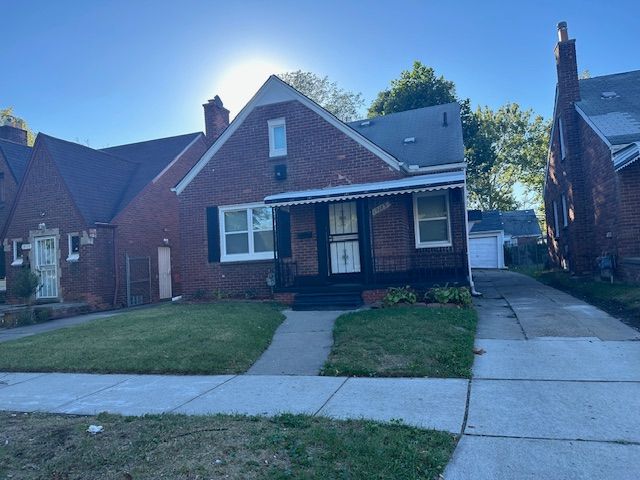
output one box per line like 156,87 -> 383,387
0,117 -> 32,285
175,76 -> 472,308
2,103 -> 226,307
544,22 -> 640,281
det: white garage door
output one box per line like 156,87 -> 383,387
470,235 -> 500,268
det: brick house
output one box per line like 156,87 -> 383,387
175,76 -> 473,308
544,22 -> 640,281
0,117 -> 33,286
1,99 -> 230,307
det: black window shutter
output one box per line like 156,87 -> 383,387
276,208 -> 292,258
206,206 -> 220,263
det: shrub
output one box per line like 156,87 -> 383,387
382,286 -> 417,307
11,268 -> 40,304
425,285 -> 472,307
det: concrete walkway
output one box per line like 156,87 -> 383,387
247,310 -> 342,375
0,372 -> 469,432
445,270 -> 640,480
0,304 -> 160,344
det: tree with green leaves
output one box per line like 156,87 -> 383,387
368,62 -> 550,211
0,107 -> 36,145
278,71 -> 364,122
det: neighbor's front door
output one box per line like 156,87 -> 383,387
34,236 -> 58,299
328,201 -> 361,275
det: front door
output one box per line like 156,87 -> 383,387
158,246 -> 172,299
34,236 -> 58,299
328,201 -> 361,276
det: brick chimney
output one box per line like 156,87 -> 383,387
0,115 -> 28,145
555,21 -> 580,105
203,96 -> 229,141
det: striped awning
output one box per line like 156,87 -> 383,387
264,170 -> 465,207
614,142 -> 640,171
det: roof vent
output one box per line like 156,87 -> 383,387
601,91 -> 619,99
359,120 -> 371,127
403,137 -> 416,144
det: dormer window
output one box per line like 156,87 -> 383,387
268,118 -> 287,157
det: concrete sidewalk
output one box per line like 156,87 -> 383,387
247,310 -> 342,375
445,270 -> 640,480
0,371 -> 469,432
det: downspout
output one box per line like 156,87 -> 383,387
112,225 -> 119,308
462,170 -> 480,296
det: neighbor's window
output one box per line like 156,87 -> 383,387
413,192 -> 452,248
558,118 -> 566,161
12,240 -> 23,266
561,193 -> 569,228
553,200 -> 560,238
67,233 -> 80,262
268,118 -> 287,157
219,204 -> 274,261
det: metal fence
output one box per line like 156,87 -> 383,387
126,255 -> 151,307
504,242 -> 549,268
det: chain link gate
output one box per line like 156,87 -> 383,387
126,254 -> 151,307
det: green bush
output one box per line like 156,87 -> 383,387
382,286 -> 417,307
425,285 -> 472,307
11,268 -> 40,304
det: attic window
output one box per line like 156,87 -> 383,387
403,137 -> 416,144
601,91 -> 619,99
268,118 -> 287,157
359,120 -> 371,127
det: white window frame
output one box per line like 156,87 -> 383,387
558,118 -> 566,161
67,233 -> 80,262
553,200 -> 560,238
561,193 -> 569,228
268,118 -> 287,157
11,239 -> 23,266
413,191 -> 452,248
219,203 -> 274,262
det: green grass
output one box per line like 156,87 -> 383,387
0,412 -> 456,480
514,267 -> 640,328
0,302 -> 284,375
322,306 -> 477,378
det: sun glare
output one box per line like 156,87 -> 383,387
212,58 -> 289,118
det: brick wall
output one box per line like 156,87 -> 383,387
112,136 -> 207,306
179,99 -> 405,297
0,152 -> 20,237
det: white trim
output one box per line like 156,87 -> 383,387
412,191 -> 452,248
11,239 -> 23,266
575,104 -> 613,148
462,177 -> 475,290
405,161 -> 467,174
152,133 -> 204,184
173,75 -> 401,195
268,117 -> 287,157
67,233 -> 80,262
219,203 -> 274,262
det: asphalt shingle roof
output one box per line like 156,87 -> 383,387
471,209 -> 541,237
0,139 -> 32,182
348,103 -> 465,168
38,132 -> 202,224
101,132 -> 201,209
576,70 -> 640,145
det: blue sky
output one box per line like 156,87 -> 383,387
2,0 -> 639,147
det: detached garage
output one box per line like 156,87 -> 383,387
469,211 -> 505,269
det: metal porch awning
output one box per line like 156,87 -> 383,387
614,142 -> 640,171
264,170 -> 465,207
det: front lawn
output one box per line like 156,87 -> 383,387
516,268 -> 640,329
0,412 -> 456,479
0,303 -> 284,375
322,306 -> 477,378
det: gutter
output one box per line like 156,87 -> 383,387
462,173 -> 479,296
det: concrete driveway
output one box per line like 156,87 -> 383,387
445,270 -> 640,479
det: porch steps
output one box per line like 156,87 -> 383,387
292,290 -> 363,311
